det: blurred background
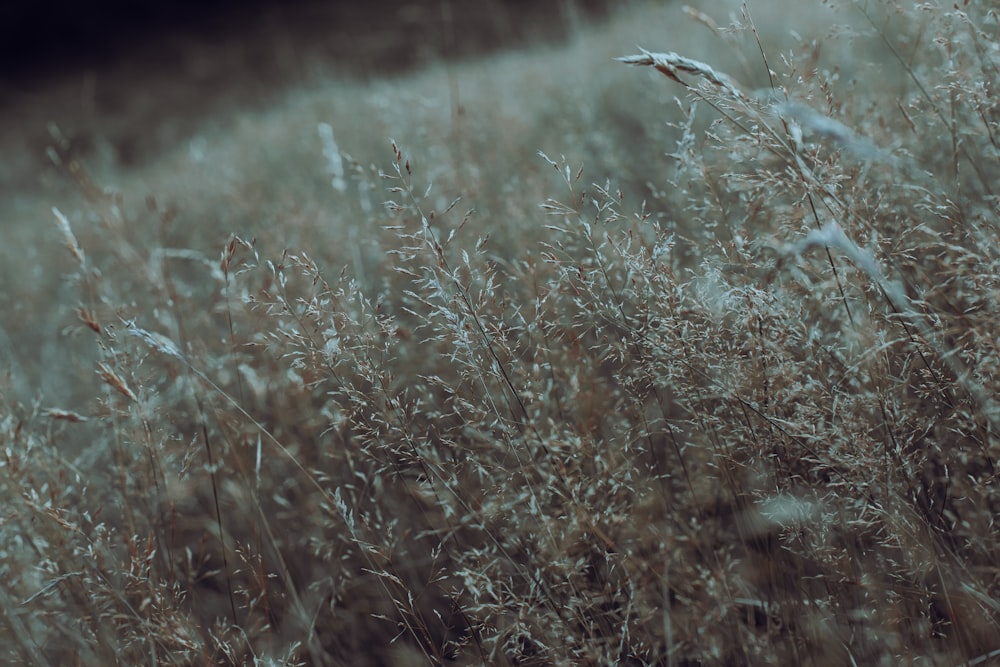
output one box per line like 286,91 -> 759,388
0,0 -> 627,406
1,0 -> 613,178
2,0 -> 614,78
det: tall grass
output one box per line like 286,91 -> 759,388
3,0 -> 1000,664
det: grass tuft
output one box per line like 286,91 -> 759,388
3,0 -> 1000,664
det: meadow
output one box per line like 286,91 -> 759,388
2,0 -> 1000,664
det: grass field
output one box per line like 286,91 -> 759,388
3,0 -> 1000,664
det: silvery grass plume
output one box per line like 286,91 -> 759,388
772,100 -> 891,163
52,207 -> 86,268
617,48 -> 749,104
786,223 -> 1000,437
619,48 -> 891,164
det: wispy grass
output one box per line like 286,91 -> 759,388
3,0 -> 1000,664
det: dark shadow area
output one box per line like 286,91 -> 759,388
1,0 -> 613,80
0,0 -> 614,176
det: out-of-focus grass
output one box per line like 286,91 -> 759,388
4,0 -> 1000,664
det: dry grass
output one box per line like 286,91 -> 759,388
3,0 -> 1000,664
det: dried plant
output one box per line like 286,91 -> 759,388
3,1 -> 1000,665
